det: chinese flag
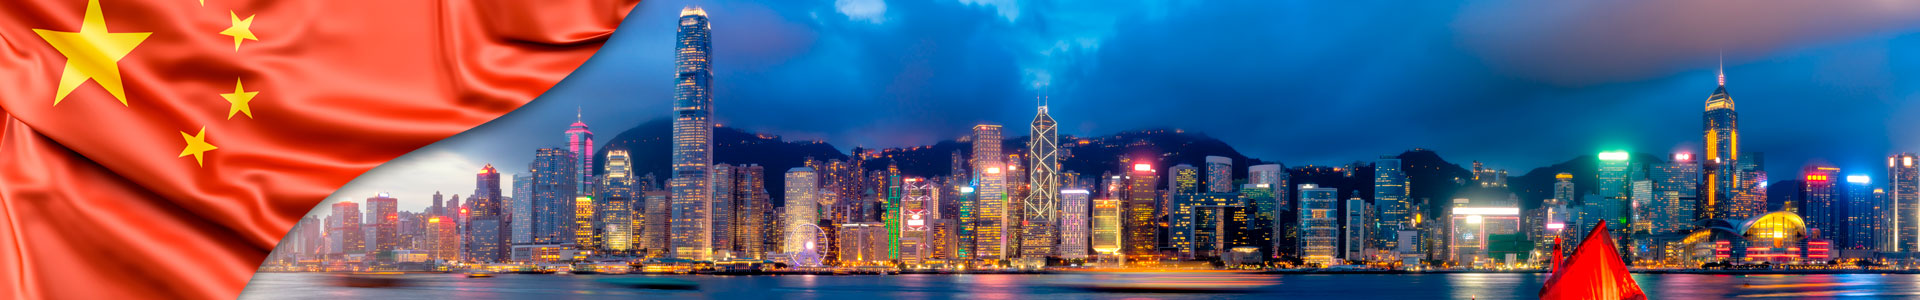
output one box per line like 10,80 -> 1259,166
0,0 -> 636,298
1540,221 -> 1647,300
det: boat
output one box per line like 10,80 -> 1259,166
465,271 -> 496,278
334,272 -> 412,288
1539,221 -> 1646,300
595,277 -> 701,290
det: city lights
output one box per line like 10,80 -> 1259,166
1598,151 -> 1630,161
1847,175 -> 1870,184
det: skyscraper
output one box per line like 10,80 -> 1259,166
1248,163 -> 1288,259
566,110 -> 594,196
976,163 -> 1009,259
1059,189 -> 1092,260
467,164 -> 507,262
1889,153 -> 1918,252
669,6 -> 716,261
642,191 -> 672,258
1125,163 -> 1159,262
1703,67 -> 1739,220
601,150 -> 635,252
366,193 -> 398,261
1597,151 -> 1631,227
331,201 -> 364,255
711,163 -> 736,259
1299,185 -> 1338,266
1842,174 -> 1877,250
1169,164 -> 1199,195
902,178 -> 936,264
1023,104 -> 1060,259
734,164 -> 769,259
1205,156 -> 1233,193
1091,197 -> 1123,260
1374,157 -> 1408,250
531,148 -> 577,245
1802,165 -> 1839,239
512,173 -> 534,244
784,168 -> 819,253
1653,153 -> 1700,232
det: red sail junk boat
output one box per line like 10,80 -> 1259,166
1540,220 -> 1646,300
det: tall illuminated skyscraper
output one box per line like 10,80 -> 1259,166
711,164 -> 736,259
331,201 -> 364,255
1125,163 -> 1159,262
1205,156 -> 1233,193
1299,185 -> 1338,266
1023,104 -> 1060,258
1842,174 -> 1876,250
902,178 -> 935,264
531,148 -> 577,245
970,124 -> 1007,260
1801,165 -> 1839,238
467,165 -> 507,262
1597,151 -> 1631,228
1653,153 -> 1700,232
1169,164 -> 1199,194
367,194 -> 398,261
1374,156 -> 1407,250
512,173 -> 533,244
1703,66 -> 1739,220
669,6 -> 715,261
1091,197 -> 1122,260
1889,153 -> 1918,252
734,164 -> 769,259
1059,189 -> 1092,260
566,110 -> 594,195
783,168 -> 819,253
601,150 -> 635,252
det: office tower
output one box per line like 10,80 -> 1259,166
1124,163 -> 1160,262
1653,153 -> 1700,231
975,163 -> 1009,259
1449,205 -> 1523,267
1733,153 -> 1768,219
1843,174 -> 1877,250
885,162 -> 904,260
784,168 -> 819,253
711,164 -> 736,259
332,201 -> 365,255
900,178 -> 935,264
531,148 -> 577,245
1171,193 -> 1242,259
1239,184 -> 1278,260
1597,151 -> 1631,226
1343,198 -> 1369,262
1248,163 -> 1287,258
1205,156 -> 1233,193
1060,189 -> 1092,259
601,150 -> 635,252
1169,164 -> 1199,195
642,191 -> 671,257
573,196 -> 596,249
1703,67 -> 1739,220
734,164 -> 768,259
1889,153 -> 1918,252
1374,156 -> 1408,250
566,111 -> 594,195
466,165 -> 507,262
669,6 -> 716,261
1801,165 -> 1839,239
427,216 -> 457,261
1023,104 -> 1060,259
366,194 -> 398,261
1092,197 -> 1123,260
430,192 -> 445,217
1630,179 -> 1653,232
957,183 -> 977,260
512,173 -> 534,244
1299,186 -> 1338,266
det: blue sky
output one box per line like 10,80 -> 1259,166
314,0 -> 1920,214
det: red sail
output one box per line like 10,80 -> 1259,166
1540,221 -> 1646,300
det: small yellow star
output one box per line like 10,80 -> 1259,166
221,78 -> 257,119
219,11 -> 257,51
179,127 -> 218,167
33,0 -> 152,106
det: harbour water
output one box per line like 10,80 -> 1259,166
240,272 -> 1920,299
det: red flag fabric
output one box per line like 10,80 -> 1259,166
0,0 -> 636,298
1540,221 -> 1647,300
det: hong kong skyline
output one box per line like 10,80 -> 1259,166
319,0 -> 1920,213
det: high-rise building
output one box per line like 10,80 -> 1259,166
1653,153 -> 1700,232
1091,197 -> 1123,260
1023,105 -> 1060,259
1125,163 -> 1159,262
1842,174 -> 1877,250
1889,153 -> 1919,252
669,6 -> 716,261
1597,151 -> 1632,227
1702,67 -> 1739,220
512,173 -> 534,244
971,124 -> 1007,260
1205,156 -> 1233,193
1169,164 -> 1199,195
1170,193 -> 1243,259
1299,186 -> 1338,266
601,150 -> 635,252
427,216 -> 457,261
1802,165 -> 1840,239
901,178 -> 936,264
1247,163 -> 1288,259
1374,156 -> 1408,251
642,191 -> 672,258
466,165 -> 507,262
734,164 -> 769,259
566,111 -> 594,196
1059,189 -> 1091,260
784,168 -> 819,253
711,164 -> 736,259
531,148 -> 577,245
1343,198 -> 1370,262
331,201 -> 366,257
366,194 -> 399,261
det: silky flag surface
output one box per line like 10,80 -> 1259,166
0,0 -> 637,298
1540,221 -> 1647,300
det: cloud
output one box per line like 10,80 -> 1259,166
309,148 -> 494,216
837,0 -> 888,23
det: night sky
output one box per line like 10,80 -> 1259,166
316,0 -> 1920,214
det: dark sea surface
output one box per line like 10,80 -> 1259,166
240,272 -> 1920,299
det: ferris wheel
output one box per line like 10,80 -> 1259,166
788,223 -> 828,267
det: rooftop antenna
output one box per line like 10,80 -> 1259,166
1717,51 -> 1725,86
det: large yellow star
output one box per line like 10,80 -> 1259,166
32,0 -> 152,106
178,127 -> 218,167
220,11 -> 257,51
221,78 -> 257,119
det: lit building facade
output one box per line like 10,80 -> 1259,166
1023,105 -> 1060,258
783,168 -> 818,253
1205,156 -> 1233,193
367,194 -> 399,261
467,165 -> 507,262
902,178 -> 935,264
531,148 -> 577,245
1702,70 -> 1739,221
1653,153 -> 1700,232
1059,189 -> 1091,259
1125,163 -> 1160,262
1801,165 -> 1839,239
1890,153 -> 1919,252
1091,198 -> 1122,259
1374,156 -> 1408,251
1299,186 -> 1338,266
669,6 -> 716,261
1841,174 -> 1876,250
601,150 -> 635,252
1169,164 -> 1199,195
1449,206 -> 1522,267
